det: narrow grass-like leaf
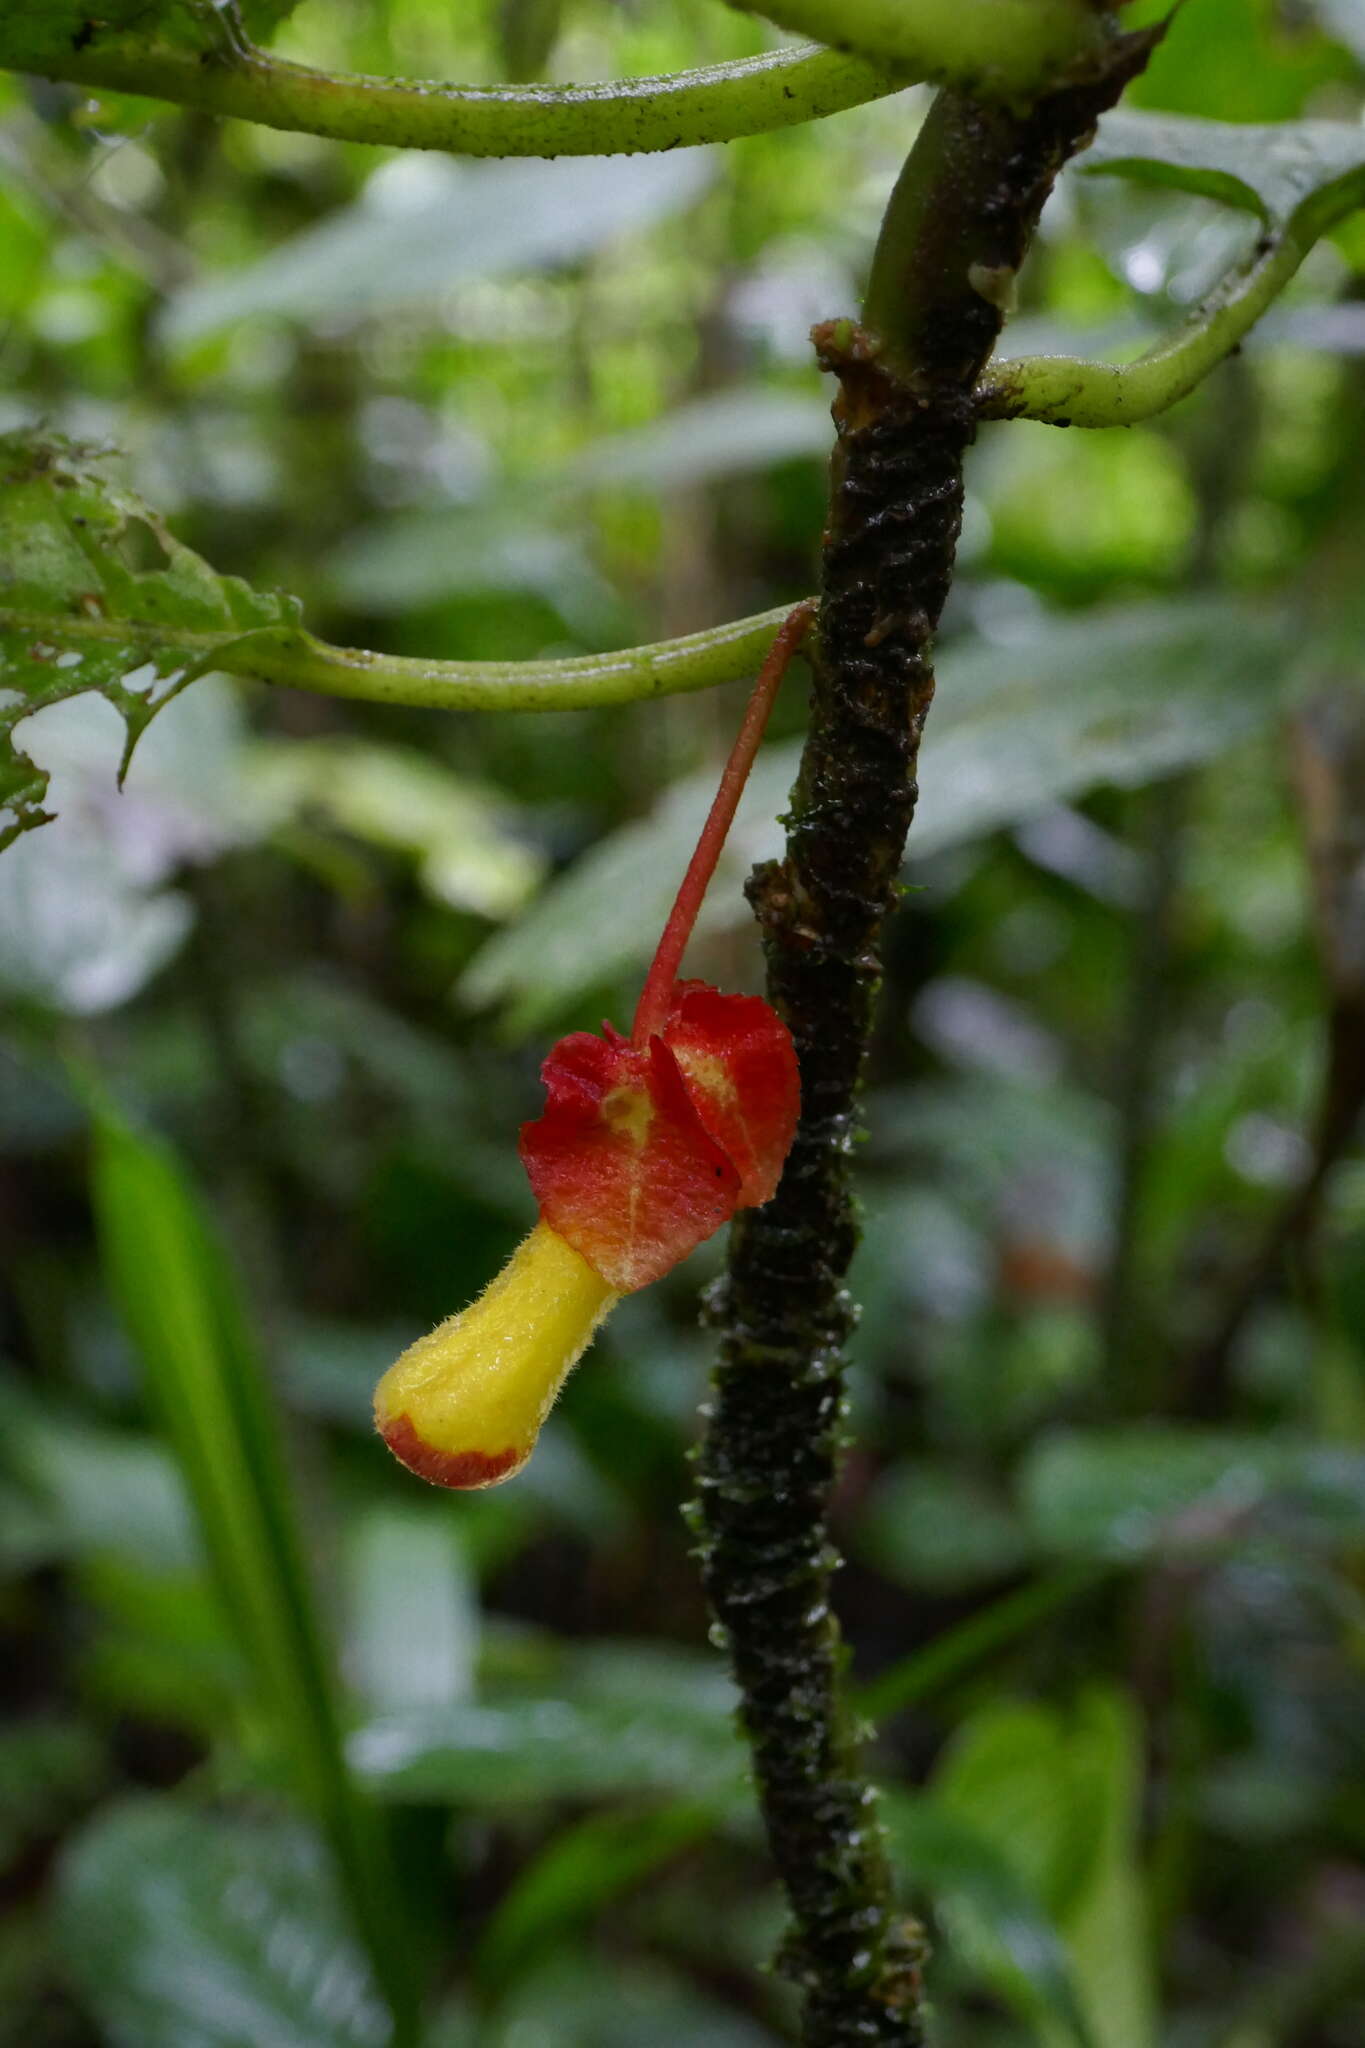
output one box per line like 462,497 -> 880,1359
932,1690 -> 1156,2048
883,1792 -> 1098,2048
90,1106 -> 417,2044
858,1564 -> 1105,1722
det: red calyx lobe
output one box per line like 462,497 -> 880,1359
520,981 -> 799,1293
379,1413 -> 521,1490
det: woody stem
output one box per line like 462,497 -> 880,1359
631,600 -> 816,1046
694,24 -> 1155,2048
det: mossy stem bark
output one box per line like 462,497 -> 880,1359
694,31 -> 1155,2048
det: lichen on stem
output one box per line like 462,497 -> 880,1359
693,26 -> 1157,2046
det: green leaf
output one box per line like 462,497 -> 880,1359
324,511 -> 616,625
460,733 -> 781,1032
882,1791 -> 1097,2048
464,599 -> 1292,1030
496,0 -> 564,82
329,388 -> 830,614
0,1 -> 300,71
90,1107 -> 416,2039
0,430 -> 806,791
1126,0 -> 1356,123
468,1953 -> 774,2048
477,1800 -> 716,1988
55,1797 -> 392,2048
0,1382 -> 197,1573
0,432 -> 295,850
76,1552 -> 239,1733
352,1642 -> 745,1807
353,1693 -> 745,1807
345,1506 -> 479,1717
1060,1694 -> 1159,2048
250,737 -> 546,921
1082,108 -> 1365,235
858,1463 -> 1030,1593
859,1566 -> 1106,1723
566,386 -> 832,492
933,1689 -> 1155,2048
1019,1426 -> 1365,1564
0,1720 -> 105,1872
161,150 -> 715,343
0,2 -> 206,70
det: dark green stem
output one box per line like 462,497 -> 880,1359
694,31 -> 1155,2048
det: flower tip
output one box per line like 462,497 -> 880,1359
377,1410 -> 525,1491
372,1221 -> 618,1493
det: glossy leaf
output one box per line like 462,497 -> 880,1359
1125,0 -> 1357,125
162,150 -> 715,342
330,386 -> 831,616
55,1798 -> 391,2048
323,511 -> 615,623
351,1692 -> 746,1807
0,1383 -> 196,1574
1083,108 -> 1365,235
1019,1426 -> 1365,1563
351,1643 -> 746,1807
466,599 -> 1293,1028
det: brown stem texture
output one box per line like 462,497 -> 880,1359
694,33 -> 1155,2048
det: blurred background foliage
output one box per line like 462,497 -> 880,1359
2,1 -> 1365,2044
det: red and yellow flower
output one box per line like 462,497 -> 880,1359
374,605 -> 812,1488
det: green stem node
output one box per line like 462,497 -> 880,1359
726,0 -> 1110,103
977,228 -> 1309,426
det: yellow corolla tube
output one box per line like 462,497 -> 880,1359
373,1221 -> 619,1489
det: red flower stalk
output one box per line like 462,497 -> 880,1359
374,603 -> 813,1488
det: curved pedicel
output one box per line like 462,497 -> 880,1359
374,606 -> 812,1488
